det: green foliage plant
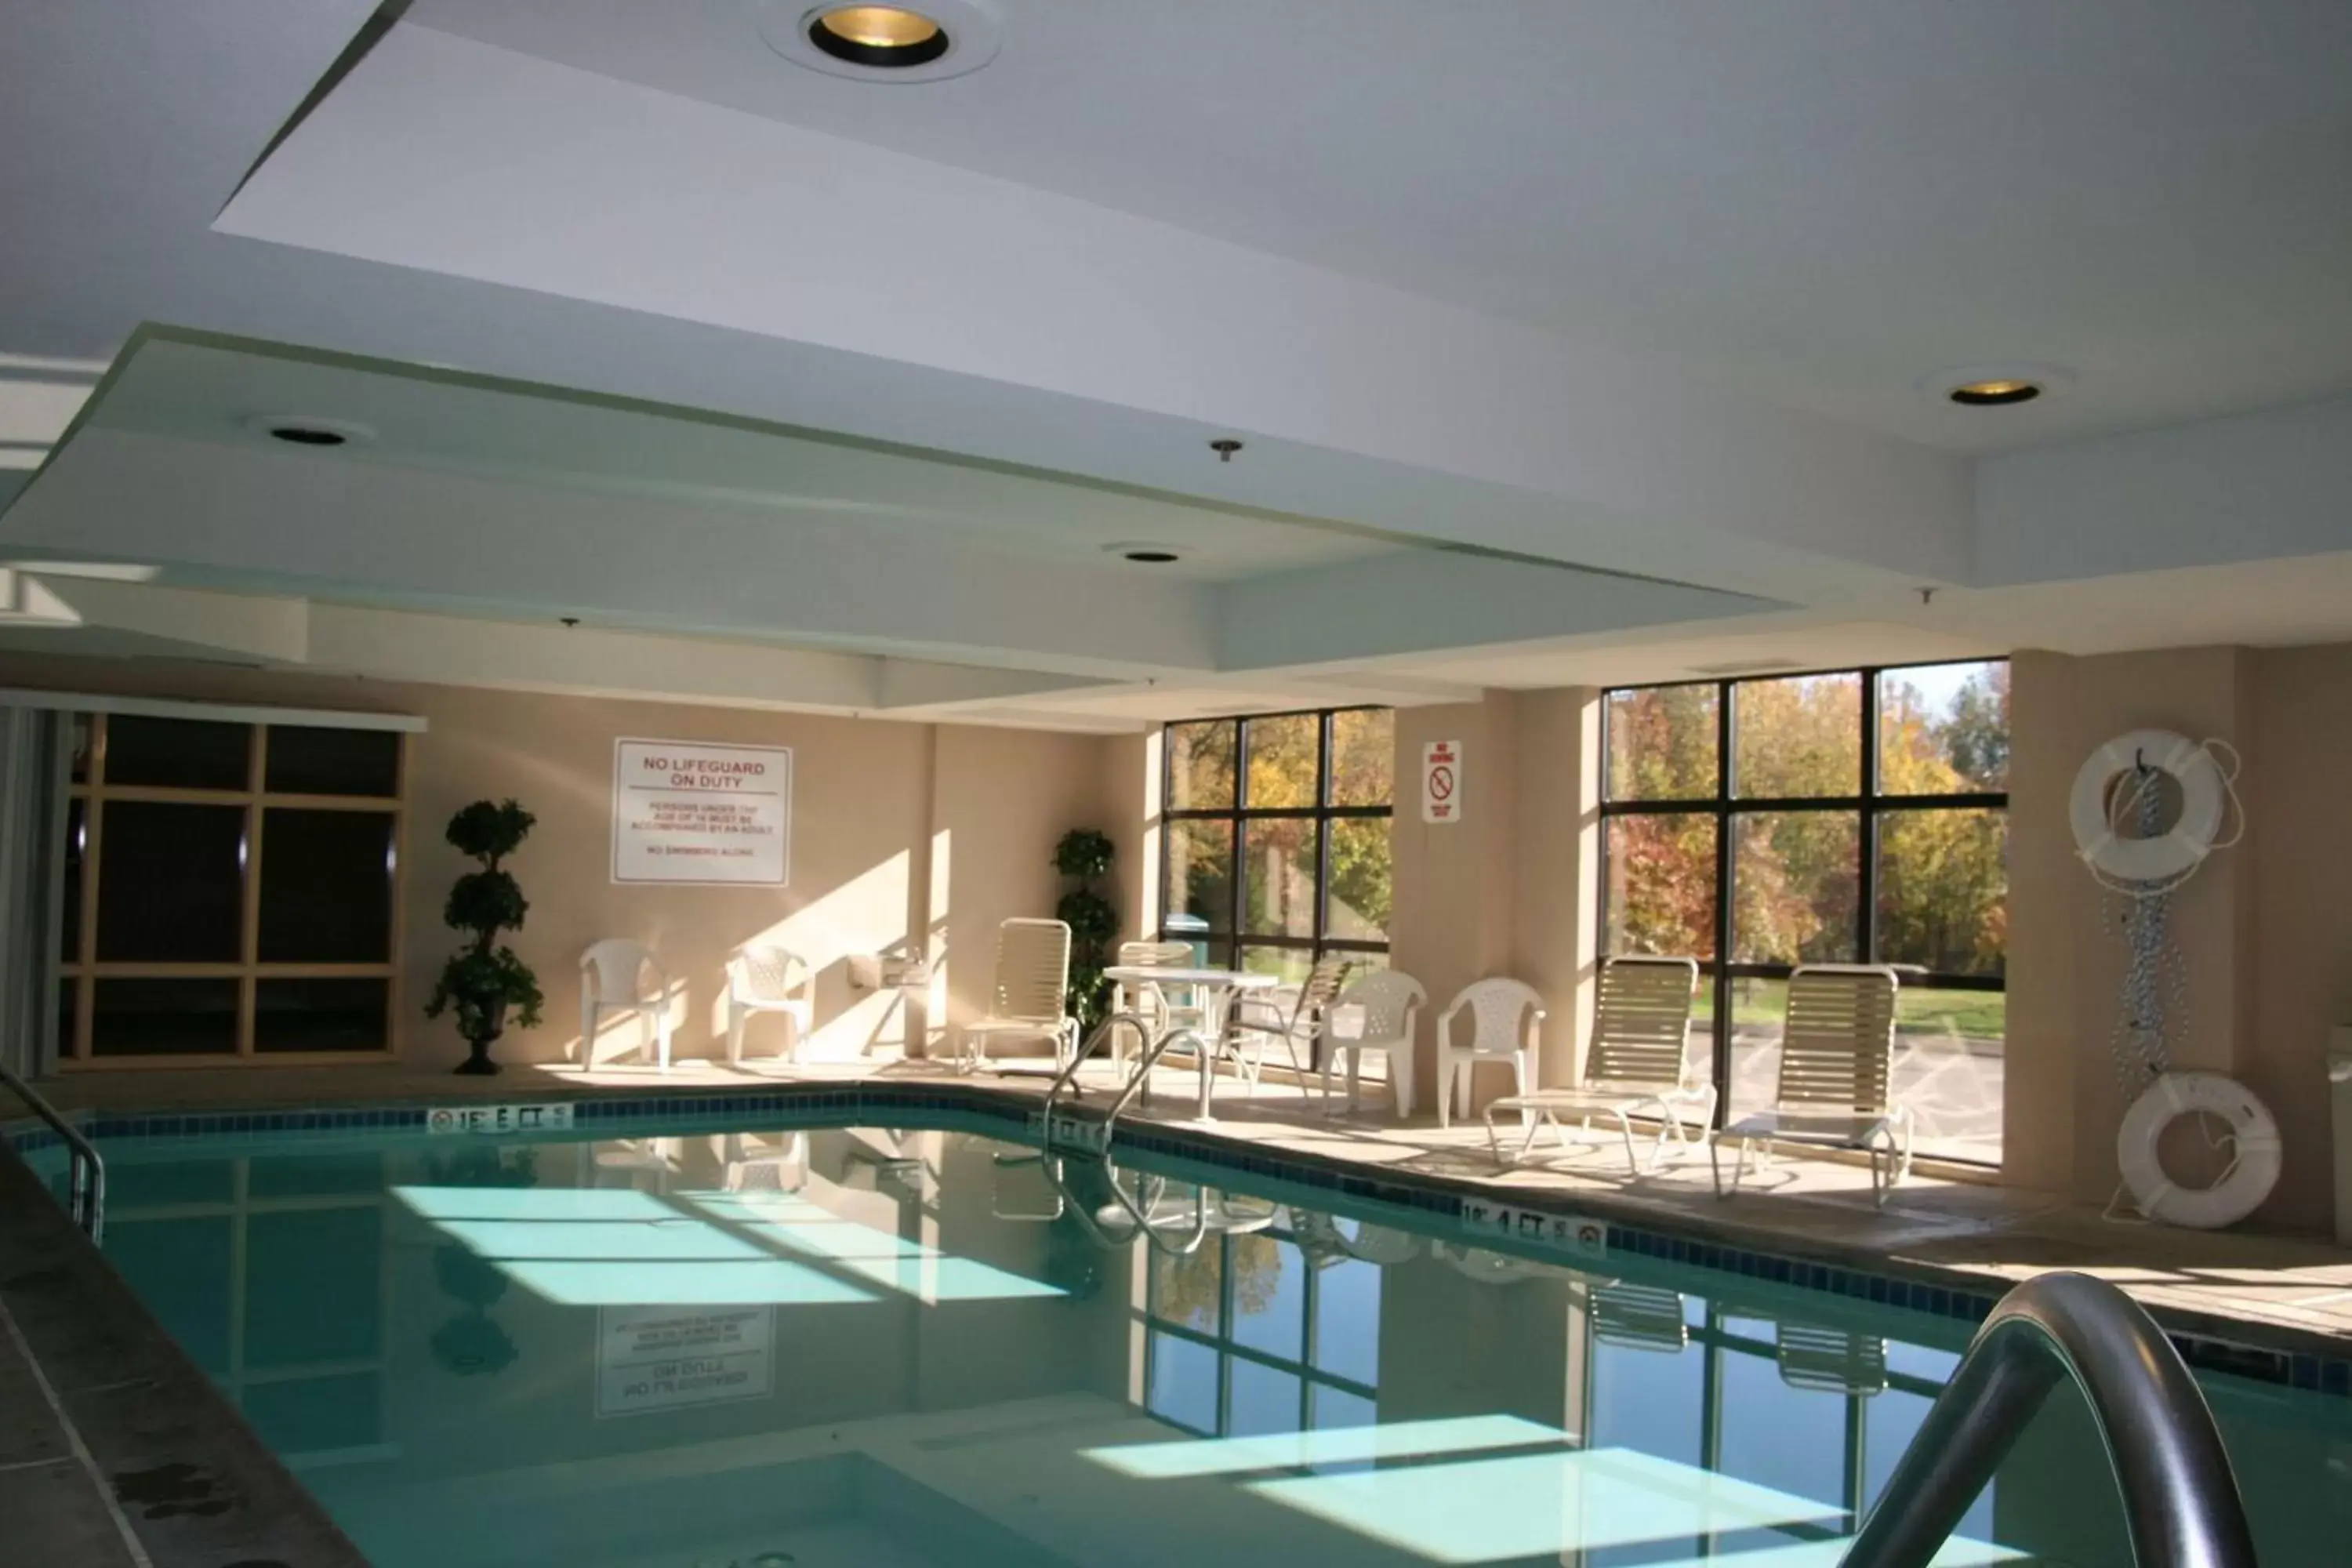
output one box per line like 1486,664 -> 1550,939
1054,828 -> 1120,1032
425,799 -> 545,1076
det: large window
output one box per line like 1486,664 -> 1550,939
1601,662 -> 2008,1163
60,711 -> 408,1065
1160,708 -> 1393,983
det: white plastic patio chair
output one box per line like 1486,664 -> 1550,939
960,917 -> 1079,1071
1483,956 -> 1708,1172
1317,970 -> 1427,1120
727,945 -> 813,1065
722,1131 -> 808,1195
1436,977 -> 1546,1129
1712,964 -> 1915,1207
579,938 -> 673,1073
1233,953 -> 1356,1087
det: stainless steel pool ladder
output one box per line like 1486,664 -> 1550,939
1039,1010 -> 1211,1149
1839,1271 -> 2256,1568
0,1063 -> 103,1245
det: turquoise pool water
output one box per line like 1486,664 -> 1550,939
62,1119 -> 2352,1566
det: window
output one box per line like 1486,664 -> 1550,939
1601,662 -> 2008,1163
1160,708 -> 1392,978
59,713 -> 407,1064
1138,1207 -> 1380,1437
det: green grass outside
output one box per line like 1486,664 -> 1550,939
1692,978 -> 2005,1039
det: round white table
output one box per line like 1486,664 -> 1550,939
1101,965 -> 1280,1121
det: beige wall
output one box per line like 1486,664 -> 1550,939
1,652 -> 1120,1073
1390,693 -> 1592,1112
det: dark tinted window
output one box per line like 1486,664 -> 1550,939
104,716 -> 251,790
265,727 -> 402,798
91,978 -> 241,1056
258,810 -> 395,963
254,978 -> 390,1054
95,803 -> 245,961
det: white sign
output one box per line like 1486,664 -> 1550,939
612,739 -> 792,886
596,1305 -> 775,1417
1460,1198 -> 1609,1258
1421,739 -> 1463,825
425,1102 -> 575,1136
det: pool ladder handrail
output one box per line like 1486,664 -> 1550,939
1039,1011 -> 1216,1152
0,1062 -> 103,1245
1838,1270 -> 2256,1568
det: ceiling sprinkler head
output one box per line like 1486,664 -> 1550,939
1209,438 -> 1243,463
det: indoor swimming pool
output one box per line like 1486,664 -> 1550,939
47,1114 -> 2352,1567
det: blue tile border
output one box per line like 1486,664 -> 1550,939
7,1077 -> 2348,1400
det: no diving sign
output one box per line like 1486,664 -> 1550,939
1422,739 -> 1462,825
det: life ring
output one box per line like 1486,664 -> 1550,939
2117,1071 -> 2280,1229
2069,730 -> 2225,884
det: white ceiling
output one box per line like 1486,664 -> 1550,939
412,0 -> 2352,452
2,1 -> 2350,729
89,337 -> 1398,581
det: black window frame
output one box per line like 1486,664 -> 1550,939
1598,661 -> 2008,1156
1159,706 -> 1392,971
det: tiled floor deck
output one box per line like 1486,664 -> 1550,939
16,1051 -> 2352,1357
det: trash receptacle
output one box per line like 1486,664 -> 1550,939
2332,1027 -> 2352,1246
1164,913 -> 1210,968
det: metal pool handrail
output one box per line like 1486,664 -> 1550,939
0,1062 -> 104,1245
1839,1271 -> 2256,1568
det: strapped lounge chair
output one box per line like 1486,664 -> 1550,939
1590,1282 -> 1692,1353
1777,1321 -> 1888,1396
960,918 -> 1080,1071
1232,953 -> 1355,1086
1711,963 -> 1915,1207
1482,956 -> 1709,1172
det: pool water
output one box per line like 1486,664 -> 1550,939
67,1120 -> 2352,1567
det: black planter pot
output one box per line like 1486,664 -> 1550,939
452,1005 -> 506,1076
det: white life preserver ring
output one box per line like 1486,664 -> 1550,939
2068,729 -> 2227,884
2117,1071 -> 2281,1229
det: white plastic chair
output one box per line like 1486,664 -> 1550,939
961,918 -> 1079,1070
1436,977 -> 1546,1129
1317,971 -> 1427,1120
1483,956 -> 1711,1172
727,945 -> 813,1065
1713,964 -> 1915,1207
579,938 -> 673,1073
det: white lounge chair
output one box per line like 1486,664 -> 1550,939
1483,956 -> 1708,1171
960,917 -> 1079,1071
1436,977 -> 1545,1129
1317,970 -> 1427,1120
1711,964 -> 1915,1207
726,945 -> 813,1065
1590,1283 -> 1691,1353
579,938 -> 673,1072
1777,1322 -> 1888,1396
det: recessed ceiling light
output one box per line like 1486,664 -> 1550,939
808,7 -> 949,67
1105,542 -> 1182,565
241,413 -> 376,448
1948,379 -> 2041,407
1920,363 -> 2074,411
762,0 -> 1000,82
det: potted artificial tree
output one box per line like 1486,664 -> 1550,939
1054,828 -> 1119,1033
425,799 -> 545,1076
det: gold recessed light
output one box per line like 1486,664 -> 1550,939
809,6 -> 950,67
1948,379 -> 2042,407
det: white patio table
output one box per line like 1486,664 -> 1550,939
1099,965 -> 1280,1122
